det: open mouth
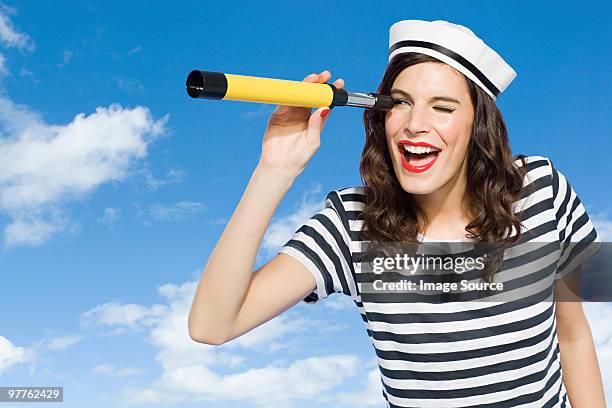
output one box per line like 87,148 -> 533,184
397,141 -> 441,173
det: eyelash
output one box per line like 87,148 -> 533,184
391,98 -> 456,113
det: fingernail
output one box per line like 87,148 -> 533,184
320,108 -> 331,118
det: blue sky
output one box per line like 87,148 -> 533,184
0,1 -> 610,407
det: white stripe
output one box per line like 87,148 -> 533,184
371,307 -> 554,354
380,340 -> 557,390
384,350 -> 560,407
368,301 -> 550,335
388,46 -> 497,100
377,322 -> 556,372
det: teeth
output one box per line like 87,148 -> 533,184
401,144 -> 440,154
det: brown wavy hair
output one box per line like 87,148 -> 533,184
360,53 -> 529,281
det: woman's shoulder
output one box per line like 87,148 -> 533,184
326,187 -> 366,204
514,154 -> 553,170
322,187 -> 366,216
514,154 -> 556,186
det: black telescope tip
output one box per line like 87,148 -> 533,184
186,70 -> 205,98
371,94 -> 394,111
186,70 -> 228,99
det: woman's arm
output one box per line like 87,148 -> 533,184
188,70 -> 344,345
555,267 -> 606,407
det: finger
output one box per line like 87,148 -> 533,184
317,70 -> 331,83
333,78 -> 344,89
303,73 -> 317,82
273,105 -> 290,115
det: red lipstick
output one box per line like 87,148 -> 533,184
397,140 -> 441,173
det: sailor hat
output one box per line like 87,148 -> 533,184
388,20 -> 516,100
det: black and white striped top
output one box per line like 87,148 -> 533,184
280,155 -> 601,407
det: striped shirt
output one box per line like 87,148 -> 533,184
280,155 -> 601,407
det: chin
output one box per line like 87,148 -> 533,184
390,158 -> 440,193
397,177 -> 441,195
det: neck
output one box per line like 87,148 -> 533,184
412,160 -> 471,234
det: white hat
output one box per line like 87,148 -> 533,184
388,20 -> 516,100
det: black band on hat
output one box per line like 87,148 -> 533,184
389,40 -> 501,98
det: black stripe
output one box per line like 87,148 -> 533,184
558,227 -> 598,274
346,210 -> 363,221
382,344 -> 560,399
340,193 -> 366,203
555,173 -> 572,230
456,364 -> 562,407
356,240 -> 557,283
371,302 -> 554,344
296,222 -> 351,297
365,286 -> 553,324
360,282 -> 554,304
559,195 -> 581,243
520,176 -> 551,201
324,192 -> 360,293
284,240 -> 334,297
389,40 -> 500,97
326,191 -> 351,233
387,366 -> 561,407
374,321 -> 553,362
380,333 -> 556,381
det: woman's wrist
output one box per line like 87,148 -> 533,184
253,162 -> 300,189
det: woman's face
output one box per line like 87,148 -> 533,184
384,62 -> 474,195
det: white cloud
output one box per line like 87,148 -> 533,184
128,46 -> 143,56
97,207 -> 121,227
92,363 -> 142,377
592,213 -> 612,241
138,201 -> 205,223
80,302 -> 168,330
56,50 -> 73,67
0,100 -> 167,246
125,354 -> 360,407
0,335 -> 27,373
207,216 -> 229,226
141,167 -> 184,190
44,334 -> 82,350
80,279 -> 370,407
335,367 -> 384,407
261,185 -> 324,255
323,295 -> 356,311
0,10 -> 167,246
0,52 -> 7,76
116,77 -> 144,94
0,7 -> 34,50
583,303 -> 612,403
3,209 -> 69,246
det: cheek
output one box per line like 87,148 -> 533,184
436,116 -> 472,148
384,116 -> 398,152
384,111 -> 404,135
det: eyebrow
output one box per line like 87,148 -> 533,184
390,88 -> 462,105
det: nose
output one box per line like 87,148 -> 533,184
404,105 -> 430,135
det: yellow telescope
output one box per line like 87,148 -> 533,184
186,70 -> 394,111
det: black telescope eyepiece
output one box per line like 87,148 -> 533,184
186,70 -> 228,99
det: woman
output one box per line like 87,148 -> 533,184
188,20 -> 605,407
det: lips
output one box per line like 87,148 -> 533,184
397,140 -> 442,173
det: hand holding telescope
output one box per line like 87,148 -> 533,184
258,70 -> 343,179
